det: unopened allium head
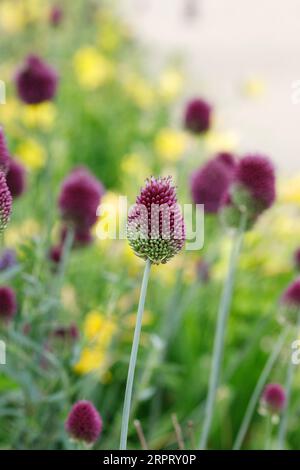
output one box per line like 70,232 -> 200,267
222,154 -> 276,230
127,176 -> 185,265
65,400 -> 102,445
281,278 -> 300,324
15,55 -> 58,105
191,152 -> 236,213
58,167 -> 105,230
0,286 -> 17,322
49,6 -> 63,26
184,98 -> 212,134
6,159 -> 27,198
0,127 -> 11,174
0,171 -> 12,233
294,248 -> 300,271
261,383 -> 286,415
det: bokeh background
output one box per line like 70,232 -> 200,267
0,0 -> 299,450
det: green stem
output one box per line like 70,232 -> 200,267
264,414 -> 273,450
199,219 -> 245,450
120,258 -> 151,450
277,316 -> 300,449
233,328 -> 287,450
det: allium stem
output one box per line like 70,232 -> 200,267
277,317 -> 300,449
233,328 -> 287,450
199,217 -> 246,449
120,258 -> 151,450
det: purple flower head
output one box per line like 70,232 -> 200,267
232,154 -> 276,213
294,248 -> 300,271
190,153 -> 236,213
52,323 -> 79,342
0,128 -> 11,174
6,158 -> 27,198
58,167 -> 105,230
127,176 -> 185,264
0,286 -> 17,321
281,278 -> 300,309
261,383 -> 286,414
15,55 -> 58,105
184,98 -> 212,134
49,245 -> 62,265
49,6 -> 63,26
0,171 -> 12,233
65,400 -> 102,445
0,249 -> 17,272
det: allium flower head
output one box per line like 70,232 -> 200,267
0,127 -> 11,174
190,152 -> 236,213
232,154 -> 276,214
6,159 -> 27,198
58,167 -> 105,230
0,171 -> 12,233
65,400 -> 102,445
49,245 -> 62,265
0,286 -> 17,321
15,55 -> 58,105
261,383 -> 286,414
49,6 -> 63,26
281,278 -> 300,309
127,177 -> 185,265
184,98 -> 212,134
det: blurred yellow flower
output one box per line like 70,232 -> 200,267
16,139 -> 46,170
123,74 -> 155,109
73,46 -> 114,90
1,99 -> 20,128
74,310 -> 117,376
279,175 -> 300,205
242,77 -> 266,98
154,128 -> 187,162
0,1 -> 26,33
204,130 -> 239,153
121,153 -> 151,180
95,191 -> 125,243
21,102 -> 57,131
158,68 -> 184,102
6,219 -> 40,246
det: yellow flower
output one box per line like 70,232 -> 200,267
73,46 -> 114,90
6,219 -> 40,246
74,310 -> 117,376
204,130 -> 240,153
242,77 -> 266,98
16,139 -> 46,170
121,153 -> 151,180
123,73 -> 155,109
0,1 -> 26,33
154,128 -> 187,162
94,191 -> 125,243
21,102 -> 57,131
279,175 -> 300,205
158,68 -> 184,102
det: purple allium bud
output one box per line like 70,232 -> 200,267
0,128 -> 11,174
6,159 -> 27,198
184,98 -> 212,134
65,400 -> 102,445
190,152 -> 236,213
49,245 -> 62,265
294,248 -> 300,271
0,171 -> 12,233
281,278 -> 300,309
49,6 -> 63,26
52,323 -> 79,342
58,167 -> 105,230
127,176 -> 185,265
15,55 -> 58,105
232,154 -> 276,214
0,286 -> 17,321
261,383 -> 286,414
0,249 -> 17,272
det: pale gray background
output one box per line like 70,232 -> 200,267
121,0 -> 300,173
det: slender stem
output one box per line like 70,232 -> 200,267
233,328 -> 287,450
199,219 -> 245,449
120,259 -> 151,450
277,316 -> 300,449
172,413 -> 185,450
134,419 -> 148,450
264,414 -> 273,450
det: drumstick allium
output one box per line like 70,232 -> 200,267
65,400 -> 102,445
0,171 -> 12,233
121,176 -> 185,449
